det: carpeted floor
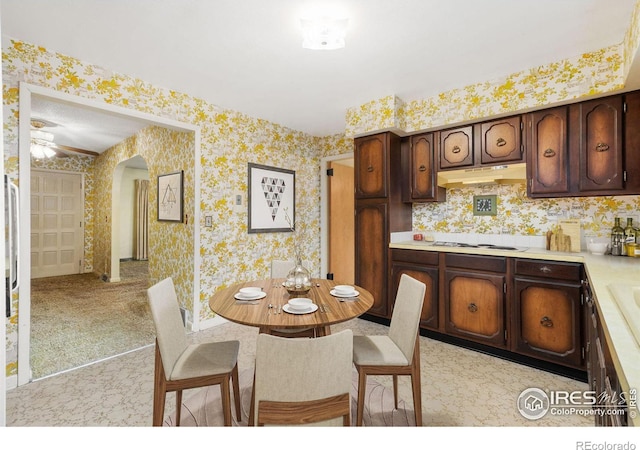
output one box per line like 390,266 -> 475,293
30,260 -> 154,379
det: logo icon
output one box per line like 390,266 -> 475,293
517,387 -> 549,420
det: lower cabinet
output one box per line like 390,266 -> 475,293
389,249 -> 439,330
583,279 -> 629,426
444,257 -> 507,348
512,259 -> 583,369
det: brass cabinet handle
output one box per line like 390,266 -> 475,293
540,316 -> 554,327
468,303 -> 478,313
367,165 -> 374,172
595,142 -> 610,152
539,266 -> 552,273
418,165 -> 427,172
452,145 -> 461,154
496,137 -> 506,147
543,148 -> 556,157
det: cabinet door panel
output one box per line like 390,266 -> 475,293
390,263 -> 438,330
355,201 -> 388,317
481,116 -> 522,164
528,108 -> 569,195
439,126 -> 473,169
444,270 -> 505,347
355,134 -> 388,198
579,98 -> 624,192
514,278 -> 582,368
410,134 -> 439,200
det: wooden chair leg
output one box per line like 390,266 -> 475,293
249,370 -> 256,426
393,375 -> 399,409
356,367 -> 367,426
232,363 -> 241,420
411,337 -> 422,426
175,390 -> 183,426
221,376 -> 232,426
152,343 -> 167,426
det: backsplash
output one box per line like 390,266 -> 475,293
411,183 -> 640,248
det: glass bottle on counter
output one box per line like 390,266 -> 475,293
611,217 -> 625,256
624,218 -> 637,256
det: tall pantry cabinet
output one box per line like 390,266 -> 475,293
354,132 -> 412,318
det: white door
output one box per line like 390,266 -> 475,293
30,169 -> 84,278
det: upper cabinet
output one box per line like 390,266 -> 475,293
578,96 -> 624,192
402,132 -> 446,202
439,126 -> 474,169
527,106 -> 570,195
527,92 -> 640,198
355,133 -> 389,198
438,116 -> 524,171
480,116 -> 523,164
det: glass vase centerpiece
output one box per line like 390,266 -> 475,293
282,207 -> 312,296
284,256 -> 312,296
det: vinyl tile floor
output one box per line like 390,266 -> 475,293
5,318 -> 592,427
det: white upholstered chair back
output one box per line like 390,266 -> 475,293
388,274 -> 426,363
253,329 -> 353,426
271,259 -> 294,278
147,277 -> 188,378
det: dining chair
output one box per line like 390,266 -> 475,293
147,277 -> 241,426
270,259 -> 294,278
270,259 -> 316,338
251,329 -> 353,426
352,273 -> 426,426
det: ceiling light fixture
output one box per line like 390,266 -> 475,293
301,16 -> 348,50
30,143 -> 56,159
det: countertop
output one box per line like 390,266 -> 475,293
391,241 -> 639,426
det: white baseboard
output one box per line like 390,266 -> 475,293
6,374 -> 17,391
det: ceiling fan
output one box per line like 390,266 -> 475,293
30,118 -> 99,159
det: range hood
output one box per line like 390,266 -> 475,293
436,163 -> 527,187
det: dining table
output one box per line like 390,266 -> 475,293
208,278 -> 374,337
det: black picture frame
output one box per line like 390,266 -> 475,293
157,170 -> 184,222
248,163 -> 295,233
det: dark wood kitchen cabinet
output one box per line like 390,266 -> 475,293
390,249 -> 439,330
583,278 -> 629,426
527,106 -> 570,195
443,254 -> 507,348
354,132 -> 411,319
439,126 -> 474,169
577,95 -> 624,193
480,115 -> 523,164
513,259 -> 583,369
402,132 -> 445,202
355,133 -> 391,198
527,92 -> 640,198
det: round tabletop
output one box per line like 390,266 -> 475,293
208,278 -> 374,335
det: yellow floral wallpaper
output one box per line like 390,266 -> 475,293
346,44 -> 625,137
4,1 -> 640,379
412,183 -> 640,241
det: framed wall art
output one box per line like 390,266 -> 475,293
248,163 -> 295,233
157,170 -> 184,222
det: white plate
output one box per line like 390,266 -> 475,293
330,289 -> 359,298
234,292 -> 267,301
283,304 -> 318,315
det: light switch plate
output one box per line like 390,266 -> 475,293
205,216 -> 212,227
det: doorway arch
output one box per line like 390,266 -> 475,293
110,156 -> 149,282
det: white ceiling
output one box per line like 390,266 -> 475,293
2,0 -> 638,151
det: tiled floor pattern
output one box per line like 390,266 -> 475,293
6,318 -> 591,427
